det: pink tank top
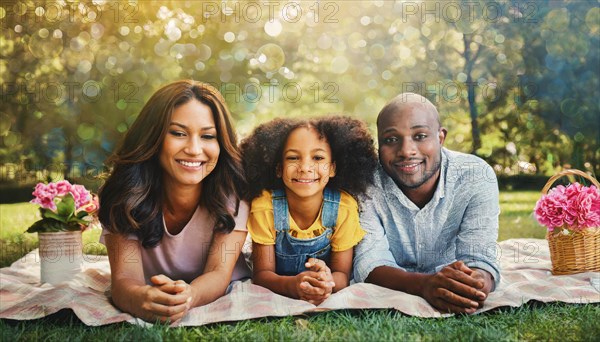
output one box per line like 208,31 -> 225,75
101,201 -> 251,284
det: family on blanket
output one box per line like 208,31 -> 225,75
97,80 -> 500,323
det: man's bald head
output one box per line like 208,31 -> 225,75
375,92 -> 447,198
377,93 -> 441,128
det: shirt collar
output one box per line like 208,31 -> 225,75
437,147 -> 449,199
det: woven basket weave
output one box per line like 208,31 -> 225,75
542,169 -> 600,275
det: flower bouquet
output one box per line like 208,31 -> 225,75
27,180 -> 99,284
27,180 -> 99,233
534,169 -> 600,275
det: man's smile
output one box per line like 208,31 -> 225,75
392,160 -> 424,174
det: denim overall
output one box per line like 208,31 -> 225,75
272,188 -> 341,276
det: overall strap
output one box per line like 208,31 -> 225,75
321,187 -> 341,229
271,189 -> 290,232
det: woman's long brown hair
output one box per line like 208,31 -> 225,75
98,80 -> 246,247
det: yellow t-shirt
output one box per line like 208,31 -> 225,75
247,189 -> 366,252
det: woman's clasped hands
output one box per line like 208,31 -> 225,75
136,274 -> 194,324
294,258 -> 336,305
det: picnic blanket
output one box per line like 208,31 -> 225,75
1,238 -> 598,326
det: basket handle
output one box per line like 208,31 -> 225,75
541,169 -> 600,195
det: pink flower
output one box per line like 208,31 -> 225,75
55,180 -> 72,196
69,184 -> 91,209
28,181 -> 99,233
80,195 -> 99,214
591,187 -> 600,222
535,195 -> 565,229
30,183 -> 57,211
575,186 -> 600,229
535,182 -> 600,232
39,196 -> 56,211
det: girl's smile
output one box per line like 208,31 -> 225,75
279,127 -> 336,201
292,178 -> 320,183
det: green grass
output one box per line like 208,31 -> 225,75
2,304 -> 599,341
1,191 -> 599,341
498,191 -> 546,241
0,202 -> 105,268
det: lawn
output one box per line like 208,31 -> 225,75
1,191 -> 599,341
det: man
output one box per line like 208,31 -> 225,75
354,93 -> 500,314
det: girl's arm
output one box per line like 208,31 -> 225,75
105,233 -> 190,323
252,242 -> 333,304
328,248 -> 353,292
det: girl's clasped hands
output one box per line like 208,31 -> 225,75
295,258 -> 336,305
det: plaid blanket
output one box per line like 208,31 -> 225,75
1,239 -> 598,326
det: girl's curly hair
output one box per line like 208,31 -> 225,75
241,115 -> 378,201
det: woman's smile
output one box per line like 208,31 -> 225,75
176,159 -> 206,169
160,99 -> 220,187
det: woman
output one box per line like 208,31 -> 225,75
98,80 -> 249,323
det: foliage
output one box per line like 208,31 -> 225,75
0,182 -> 37,203
0,1 -> 598,182
497,174 -> 548,191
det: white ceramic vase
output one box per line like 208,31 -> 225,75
38,231 -> 83,285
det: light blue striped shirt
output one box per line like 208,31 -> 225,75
354,148 -> 501,288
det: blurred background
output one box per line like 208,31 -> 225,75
1,0 -> 599,200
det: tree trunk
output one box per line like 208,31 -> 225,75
463,35 -> 481,155
63,133 -> 73,182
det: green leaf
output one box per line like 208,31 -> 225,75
56,194 -> 75,219
76,210 -> 89,219
65,222 -> 83,231
70,217 -> 89,225
26,218 -> 70,233
42,210 -> 68,223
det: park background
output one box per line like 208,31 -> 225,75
1,0 -> 599,340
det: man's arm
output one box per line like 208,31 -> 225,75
455,163 -> 501,291
367,261 -> 487,313
355,185 -> 489,314
353,191 -> 403,283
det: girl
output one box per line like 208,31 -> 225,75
98,80 -> 249,323
241,116 -> 378,304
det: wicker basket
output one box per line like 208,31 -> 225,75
542,169 -> 600,275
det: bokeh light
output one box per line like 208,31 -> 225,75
0,1 -> 597,178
